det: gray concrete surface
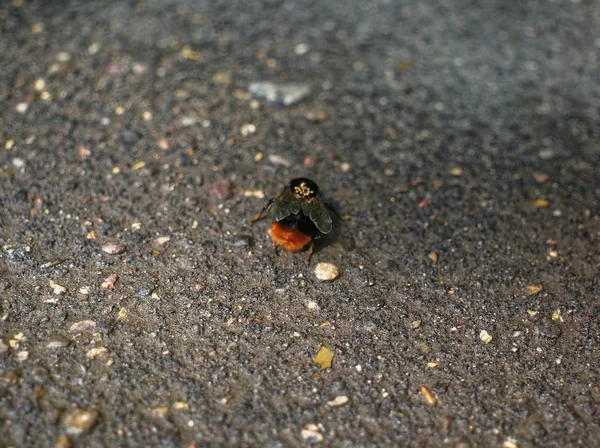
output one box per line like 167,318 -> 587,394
1,0 -> 599,446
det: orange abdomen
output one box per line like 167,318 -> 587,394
271,222 -> 312,252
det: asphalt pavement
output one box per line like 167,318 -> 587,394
1,0 -> 599,446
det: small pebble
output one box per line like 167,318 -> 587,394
450,167 -> 463,176
180,116 -> 197,127
303,155 -> 315,167
34,78 -> 46,91
243,189 -> 265,199
31,22 -> 44,33
88,43 -> 101,54
327,396 -> 349,407
306,300 -> 319,310
101,274 -> 118,289
15,103 -> 29,114
62,409 -> 98,436
479,330 -> 493,344
211,179 -> 232,200
248,82 -> 311,106
420,386 -> 437,406
531,198 -> 550,208
69,320 -> 97,333
132,63 -> 148,75
53,434 -> 72,448
0,339 -> 8,355
301,424 -> 324,442
180,45 -> 201,60
411,320 -> 422,329
157,138 -> 170,150
78,146 -> 92,160
294,43 -> 309,55
86,347 -> 108,359
101,242 -> 125,255
152,406 -> 169,417
212,71 -> 231,84
267,154 -> 291,167
314,346 -> 335,369
314,262 -> 340,281
56,52 -> 71,62
46,339 -> 70,349
172,401 -> 189,410
428,252 -> 438,264
156,236 -> 171,245
17,351 -> 29,361
117,308 -> 128,321
12,157 -> 26,168
9,332 -> 26,347
526,284 -> 544,296
240,123 -> 256,137
49,280 -> 67,295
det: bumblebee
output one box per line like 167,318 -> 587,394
251,178 -> 334,264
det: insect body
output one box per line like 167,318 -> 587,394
252,178 -> 333,264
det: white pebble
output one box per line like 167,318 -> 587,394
46,340 -> 69,349
156,236 -> 171,245
180,116 -> 197,127
49,280 -> 67,295
294,43 -> 309,55
327,395 -> 349,407
479,330 -> 493,344
102,242 -> 125,255
301,424 -> 324,442
240,123 -> 256,137
314,262 -> 340,281
12,157 -> 26,168
15,103 -> 29,114
86,347 -> 108,359
56,52 -> 71,62
69,320 -> 97,333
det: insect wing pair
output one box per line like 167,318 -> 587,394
267,182 -> 333,235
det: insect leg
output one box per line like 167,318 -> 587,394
305,240 -> 315,265
250,198 -> 274,225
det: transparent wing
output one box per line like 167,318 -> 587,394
267,188 -> 303,222
303,198 -> 333,234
